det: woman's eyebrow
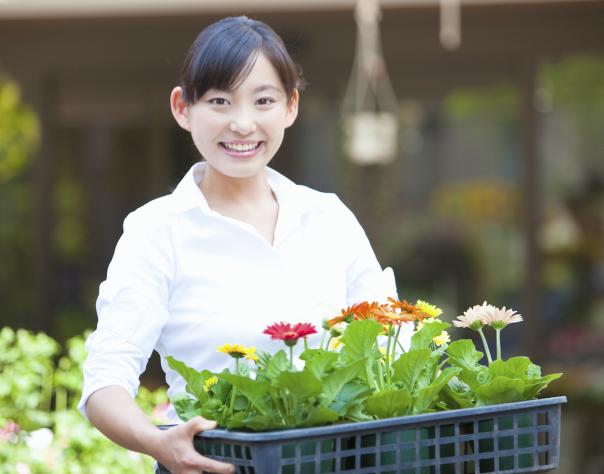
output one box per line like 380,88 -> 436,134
253,84 -> 284,94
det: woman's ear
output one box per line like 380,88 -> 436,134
284,89 -> 299,129
170,87 -> 191,131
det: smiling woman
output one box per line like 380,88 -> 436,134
80,16 -> 408,474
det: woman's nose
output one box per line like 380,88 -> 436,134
229,108 -> 256,135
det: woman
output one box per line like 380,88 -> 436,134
80,16 -> 409,474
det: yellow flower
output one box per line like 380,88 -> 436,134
216,343 -> 258,361
379,347 -> 393,365
433,331 -> 451,346
203,376 -> 218,392
416,300 -> 443,318
330,337 -> 344,350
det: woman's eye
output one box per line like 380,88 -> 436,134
256,98 -> 274,106
210,98 -> 229,105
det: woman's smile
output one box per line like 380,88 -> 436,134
220,140 -> 264,158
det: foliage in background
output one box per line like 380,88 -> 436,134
0,76 -> 39,329
0,327 -> 169,474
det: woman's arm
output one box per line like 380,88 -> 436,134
86,386 -> 235,474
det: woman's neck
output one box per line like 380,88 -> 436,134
198,162 -> 274,208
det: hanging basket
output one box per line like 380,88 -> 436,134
342,112 -> 398,166
156,396 -> 566,474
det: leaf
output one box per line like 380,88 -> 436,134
299,348 -> 327,362
475,377 -> 525,407
278,370 -> 323,402
319,359 -> 367,407
391,348 -> 431,392
212,369 -> 233,404
228,412 -> 274,431
410,321 -> 450,351
522,373 -> 563,400
329,383 -> 374,416
446,340 -> 484,369
488,360 -> 518,379
505,357 -> 532,377
200,399 -> 227,422
439,386 -> 475,410
186,383 -> 209,405
165,356 -> 206,400
415,345 -> 448,392
201,370 -> 215,383
365,389 -> 412,419
346,404 -> 374,422
477,371 -> 493,386
413,367 -> 462,414
448,376 -> 470,394
527,364 -> 542,379
297,406 -> 340,427
215,373 -> 270,415
309,351 -> 339,380
171,393 -> 200,422
237,362 -> 251,378
254,349 -> 273,370
234,394 -> 248,411
340,319 -> 384,361
266,350 -> 289,385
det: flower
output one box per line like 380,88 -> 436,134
321,318 -> 330,331
353,301 -> 380,321
416,300 -> 443,318
433,331 -> 451,346
15,463 -> 30,474
330,337 -> 344,350
327,303 -> 363,327
415,317 -> 443,332
478,304 -> 523,330
203,376 -> 219,392
372,305 -> 416,327
453,303 -> 488,331
263,322 -> 317,347
216,344 -> 258,361
387,297 -> 426,322
329,323 -> 345,338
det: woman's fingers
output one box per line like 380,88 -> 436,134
165,416 -> 235,474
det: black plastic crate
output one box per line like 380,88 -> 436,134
156,396 -> 566,474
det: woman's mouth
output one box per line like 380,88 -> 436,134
220,141 -> 263,158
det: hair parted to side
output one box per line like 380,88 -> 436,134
180,16 -> 307,105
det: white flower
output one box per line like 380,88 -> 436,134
479,304 -> 523,330
25,428 -> 54,461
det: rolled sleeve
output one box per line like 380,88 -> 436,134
78,210 -> 173,419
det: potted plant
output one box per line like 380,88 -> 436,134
158,299 -> 564,474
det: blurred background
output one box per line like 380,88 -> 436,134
1,0 -> 604,472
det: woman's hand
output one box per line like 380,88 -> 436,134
87,386 -> 234,474
152,417 -> 235,474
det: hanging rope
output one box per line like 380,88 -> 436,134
341,0 -> 399,166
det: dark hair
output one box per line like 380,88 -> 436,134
180,16 -> 307,105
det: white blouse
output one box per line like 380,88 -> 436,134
78,162 -> 412,422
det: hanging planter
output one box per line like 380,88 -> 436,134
340,0 -> 399,166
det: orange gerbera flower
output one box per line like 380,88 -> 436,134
371,305 -> 416,327
387,297 -> 426,322
327,302 -> 363,327
354,301 -> 380,321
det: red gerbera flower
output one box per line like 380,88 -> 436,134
263,322 -> 318,347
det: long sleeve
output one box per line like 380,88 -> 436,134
78,207 -> 174,419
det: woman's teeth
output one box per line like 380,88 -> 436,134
222,142 -> 260,152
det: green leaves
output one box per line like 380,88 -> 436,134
171,393 -> 200,421
165,356 -> 206,400
447,340 -> 484,369
413,367 -> 462,414
340,319 -> 384,360
320,359 -> 367,406
475,377 -> 525,407
391,348 -> 431,391
366,389 -> 412,418
215,373 -> 270,415
410,321 -> 450,351
278,370 -> 323,402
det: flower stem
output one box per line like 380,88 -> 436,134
496,329 -> 502,361
385,324 -> 393,390
230,360 -> 240,414
392,326 -> 402,362
375,339 -> 385,392
304,337 -> 308,350
478,328 -> 493,365
289,345 -> 294,370
320,329 -> 327,350
326,336 -> 333,351
397,340 -> 407,354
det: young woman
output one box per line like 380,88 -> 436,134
80,16 -> 409,474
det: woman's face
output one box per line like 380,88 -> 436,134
171,53 -> 299,179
